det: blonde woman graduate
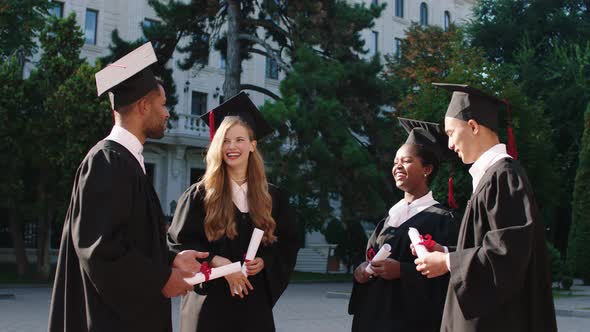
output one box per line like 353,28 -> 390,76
167,92 -> 300,332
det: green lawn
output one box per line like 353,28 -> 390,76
552,288 -> 587,298
290,271 -> 353,282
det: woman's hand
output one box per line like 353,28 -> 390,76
224,271 -> 253,298
354,262 -> 372,284
370,258 -> 401,280
245,257 -> 264,276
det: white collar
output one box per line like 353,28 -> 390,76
387,191 -> 438,228
469,143 -> 512,192
231,180 -> 249,213
105,125 -> 146,174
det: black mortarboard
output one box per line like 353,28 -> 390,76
200,92 -> 273,140
398,117 -> 456,162
432,83 -> 504,132
95,42 -> 159,110
398,117 -> 460,209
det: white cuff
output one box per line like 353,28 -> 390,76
445,253 -> 451,272
443,246 -> 449,253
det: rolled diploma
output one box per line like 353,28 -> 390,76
241,228 -> 264,276
365,243 -> 392,274
408,227 -> 429,259
184,261 -> 242,285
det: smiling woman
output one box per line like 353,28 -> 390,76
348,118 -> 457,332
167,92 -> 300,332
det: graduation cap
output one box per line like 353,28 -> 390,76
95,42 -> 159,110
398,117 -> 459,209
200,92 -> 273,141
433,83 -> 518,159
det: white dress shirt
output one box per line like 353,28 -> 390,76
104,125 -> 146,174
231,180 -> 249,213
387,191 -> 439,228
468,143 -> 513,192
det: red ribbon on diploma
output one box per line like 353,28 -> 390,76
366,248 -> 376,261
418,234 -> 436,250
200,261 -> 212,281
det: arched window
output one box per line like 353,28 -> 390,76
444,11 -> 451,31
395,0 -> 404,18
420,3 -> 428,26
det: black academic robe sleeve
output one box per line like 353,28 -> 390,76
167,184 -> 212,255
448,164 -> 536,319
262,185 -> 300,306
72,149 -> 171,320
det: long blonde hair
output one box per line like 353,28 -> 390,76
198,116 -> 277,245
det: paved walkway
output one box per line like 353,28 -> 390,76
0,282 -> 589,331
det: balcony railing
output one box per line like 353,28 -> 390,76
167,113 -> 209,137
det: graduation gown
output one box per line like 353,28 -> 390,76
167,183 -> 300,332
441,158 -> 556,332
48,140 -> 174,332
348,204 -> 456,332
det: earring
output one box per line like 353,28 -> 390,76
424,174 -> 427,177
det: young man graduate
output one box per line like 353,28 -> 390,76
413,83 -> 557,332
48,42 -> 208,332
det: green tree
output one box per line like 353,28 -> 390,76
567,103 -> 590,284
261,1 -> 393,270
0,57 -> 29,276
19,13 -> 111,278
0,0 -> 51,64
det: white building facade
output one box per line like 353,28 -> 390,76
17,0 -> 475,271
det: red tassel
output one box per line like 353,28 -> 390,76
503,99 -> 518,159
209,110 -> 216,141
448,162 -> 458,209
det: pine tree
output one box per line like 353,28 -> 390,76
567,103 -> 590,284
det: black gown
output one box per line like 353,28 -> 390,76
48,140 -> 175,332
167,183 -> 300,332
348,204 -> 456,332
441,158 -> 557,332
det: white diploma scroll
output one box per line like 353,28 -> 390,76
183,261 -> 242,285
365,243 -> 392,274
241,228 -> 264,276
408,227 -> 429,259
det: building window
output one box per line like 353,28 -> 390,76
266,56 -> 279,79
368,30 -> 378,57
371,0 -> 379,5
85,9 -> 98,45
220,54 -> 226,69
191,91 -> 208,116
49,1 -> 64,18
394,38 -> 402,59
395,0 -> 404,18
420,3 -> 428,26
444,11 -> 451,31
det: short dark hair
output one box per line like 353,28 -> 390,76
411,143 -> 440,185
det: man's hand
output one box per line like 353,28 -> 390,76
414,251 -> 449,278
172,250 -> 209,274
370,258 -> 401,280
245,257 -> 264,276
410,242 -> 446,257
354,262 -> 372,284
161,268 -> 193,298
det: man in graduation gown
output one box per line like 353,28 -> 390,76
414,83 -> 557,332
48,42 -> 208,332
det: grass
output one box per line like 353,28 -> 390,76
552,288 -> 587,298
290,271 -> 353,282
0,263 -> 55,286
